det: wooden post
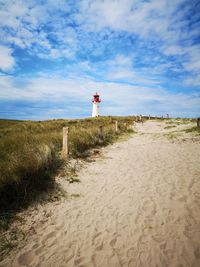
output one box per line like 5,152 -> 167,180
124,122 -> 127,130
62,127 -> 69,158
149,114 -> 151,120
99,125 -> 104,138
115,121 -> 118,132
139,115 -> 142,121
197,118 -> 200,128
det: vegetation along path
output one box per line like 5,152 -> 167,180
1,120 -> 200,267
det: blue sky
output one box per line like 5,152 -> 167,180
0,0 -> 200,119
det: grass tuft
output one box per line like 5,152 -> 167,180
164,132 -> 178,140
71,193 -> 80,198
164,125 -> 176,129
185,126 -> 200,134
0,236 -> 14,256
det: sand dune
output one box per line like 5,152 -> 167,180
1,120 -> 200,267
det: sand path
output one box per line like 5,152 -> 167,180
1,120 -> 200,267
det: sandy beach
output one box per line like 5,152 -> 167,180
1,120 -> 200,267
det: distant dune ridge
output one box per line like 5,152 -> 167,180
0,118 -> 200,267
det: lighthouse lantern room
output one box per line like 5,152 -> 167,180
92,92 -> 101,117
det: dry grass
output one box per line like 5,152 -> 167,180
185,126 -> 200,134
165,118 -> 195,125
0,116 -> 135,214
164,125 -> 176,129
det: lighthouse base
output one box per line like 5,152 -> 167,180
92,103 -> 99,117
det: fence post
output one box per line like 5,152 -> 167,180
62,127 -> 69,158
99,125 -> 104,138
197,118 -> 200,128
124,122 -> 127,130
149,115 -> 151,120
115,121 -> 119,132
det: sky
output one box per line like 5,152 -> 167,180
0,0 -> 200,120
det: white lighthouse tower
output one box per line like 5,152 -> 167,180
92,92 -> 101,117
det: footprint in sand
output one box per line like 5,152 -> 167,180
17,251 -> 35,266
109,237 -> 117,247
92,232 -> 105,251
142,199 -> 157,218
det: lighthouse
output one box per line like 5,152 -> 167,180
92,92 -> 101,117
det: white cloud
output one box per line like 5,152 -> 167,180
0,45 -> 15,71
77,0 -> 200,86
0,74 -> 199,118
163,45 -> 185,56
184,61 -> 200,72
104,54 -> 161,85
107,70 -> 134,80
0,0 -> 76,59
182,46 -> 200,86
78,0 -> 182,39
1,0 -> 199,79
184,74 -> 200,87
107,54 -> 133,68
0,0 -> 199,96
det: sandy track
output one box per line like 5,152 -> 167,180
1,121 -> 200,267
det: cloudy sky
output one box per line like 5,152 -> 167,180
0,0 -> 200,119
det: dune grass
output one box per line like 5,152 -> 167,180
185,126 -> 200,134
164,125 -> 176,129
165,118 -> 195,125
0,116 -> 135,215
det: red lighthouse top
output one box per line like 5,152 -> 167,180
92,92 -> 101,103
